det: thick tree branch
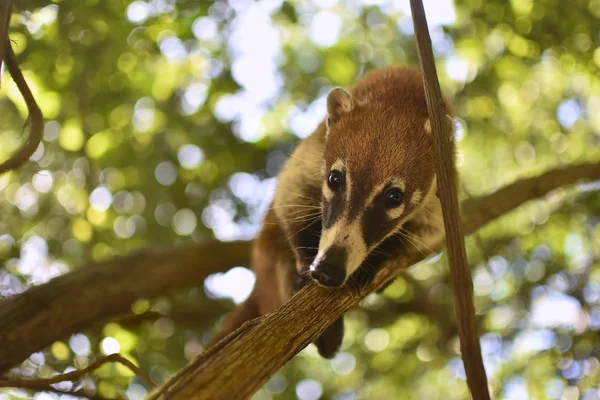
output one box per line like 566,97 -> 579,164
0,162 -> 598,377
0,241 -> 251,374
150,161 -> 600,400
461,162 -> 600,231
0,38 -> 44,174
410,1 -> 490,398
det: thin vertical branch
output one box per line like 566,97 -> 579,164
0,0 -> 13,84
409,1 -> 491,399
0,38 -> 44,175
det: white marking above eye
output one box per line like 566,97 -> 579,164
388,178 -> 406,191
365,178 -> 406,209
365,181 -> 387,209
331,159 -> 345,172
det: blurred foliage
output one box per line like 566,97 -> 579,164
1,0 -> 600,399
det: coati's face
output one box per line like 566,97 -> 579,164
309,86 -> 447,288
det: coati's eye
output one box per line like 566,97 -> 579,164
385,188 -> 404,208
327,170 -> 343,191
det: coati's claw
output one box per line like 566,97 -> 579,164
295,273 -> 312,292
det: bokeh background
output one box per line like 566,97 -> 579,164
1,0 -> 600,399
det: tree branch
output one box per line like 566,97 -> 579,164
0,163 -> 598,378
0,240 -> 251,374
461,162 -> 600,231
2,386 -> 109,400
409,1 -> 490,398
149,161 -> 600,400
0,37 -> 44,175
0,353 -> 154,397
0,0 -> 13,84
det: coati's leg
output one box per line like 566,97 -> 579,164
296,269 -> 345,359
293,238 -> 346,359
314,318 -> 344,359
214,209 -> 296,341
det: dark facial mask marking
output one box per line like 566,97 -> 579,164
361,184 -> 405,248
322,188 -> 345,229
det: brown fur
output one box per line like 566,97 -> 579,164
213,66 -> 454,356
326,67 -> 437,219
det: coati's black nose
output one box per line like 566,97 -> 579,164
310,245 -> 347,287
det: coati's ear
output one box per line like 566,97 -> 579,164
326,87 -> 353,129
423,115 -> 455,141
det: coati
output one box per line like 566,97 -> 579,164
215,65 -> 454,358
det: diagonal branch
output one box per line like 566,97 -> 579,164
149,161 -> 600,400
409,1 -> 490,398
0,162 -> 598,377
2,386 -> 109,400
0,37 -> 44,174
0,353 -> 154,397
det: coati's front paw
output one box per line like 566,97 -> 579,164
294,263 -> 312,292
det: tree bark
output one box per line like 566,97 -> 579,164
0,241 -> 250,374
0,162 -> 598,377
147,161 -> 600,400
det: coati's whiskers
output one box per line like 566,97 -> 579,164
287,216 -> 322,241
394,231 -> 424,252
421,206 -> 444,224
273,211 -> 321,219
370,248 -> 393,258
269,204 -> 321,210
274,208 -> 320,218
298,272 -> 312,279
397,236 -> 427,257
280,212 -> 322,221
264,213 -> 321,225
400,229 -> 435,253
395,230 -> 435,256
285,190 -> 323,203
287,153 -> 322,167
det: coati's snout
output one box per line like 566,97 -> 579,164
310,245 -> 347,287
